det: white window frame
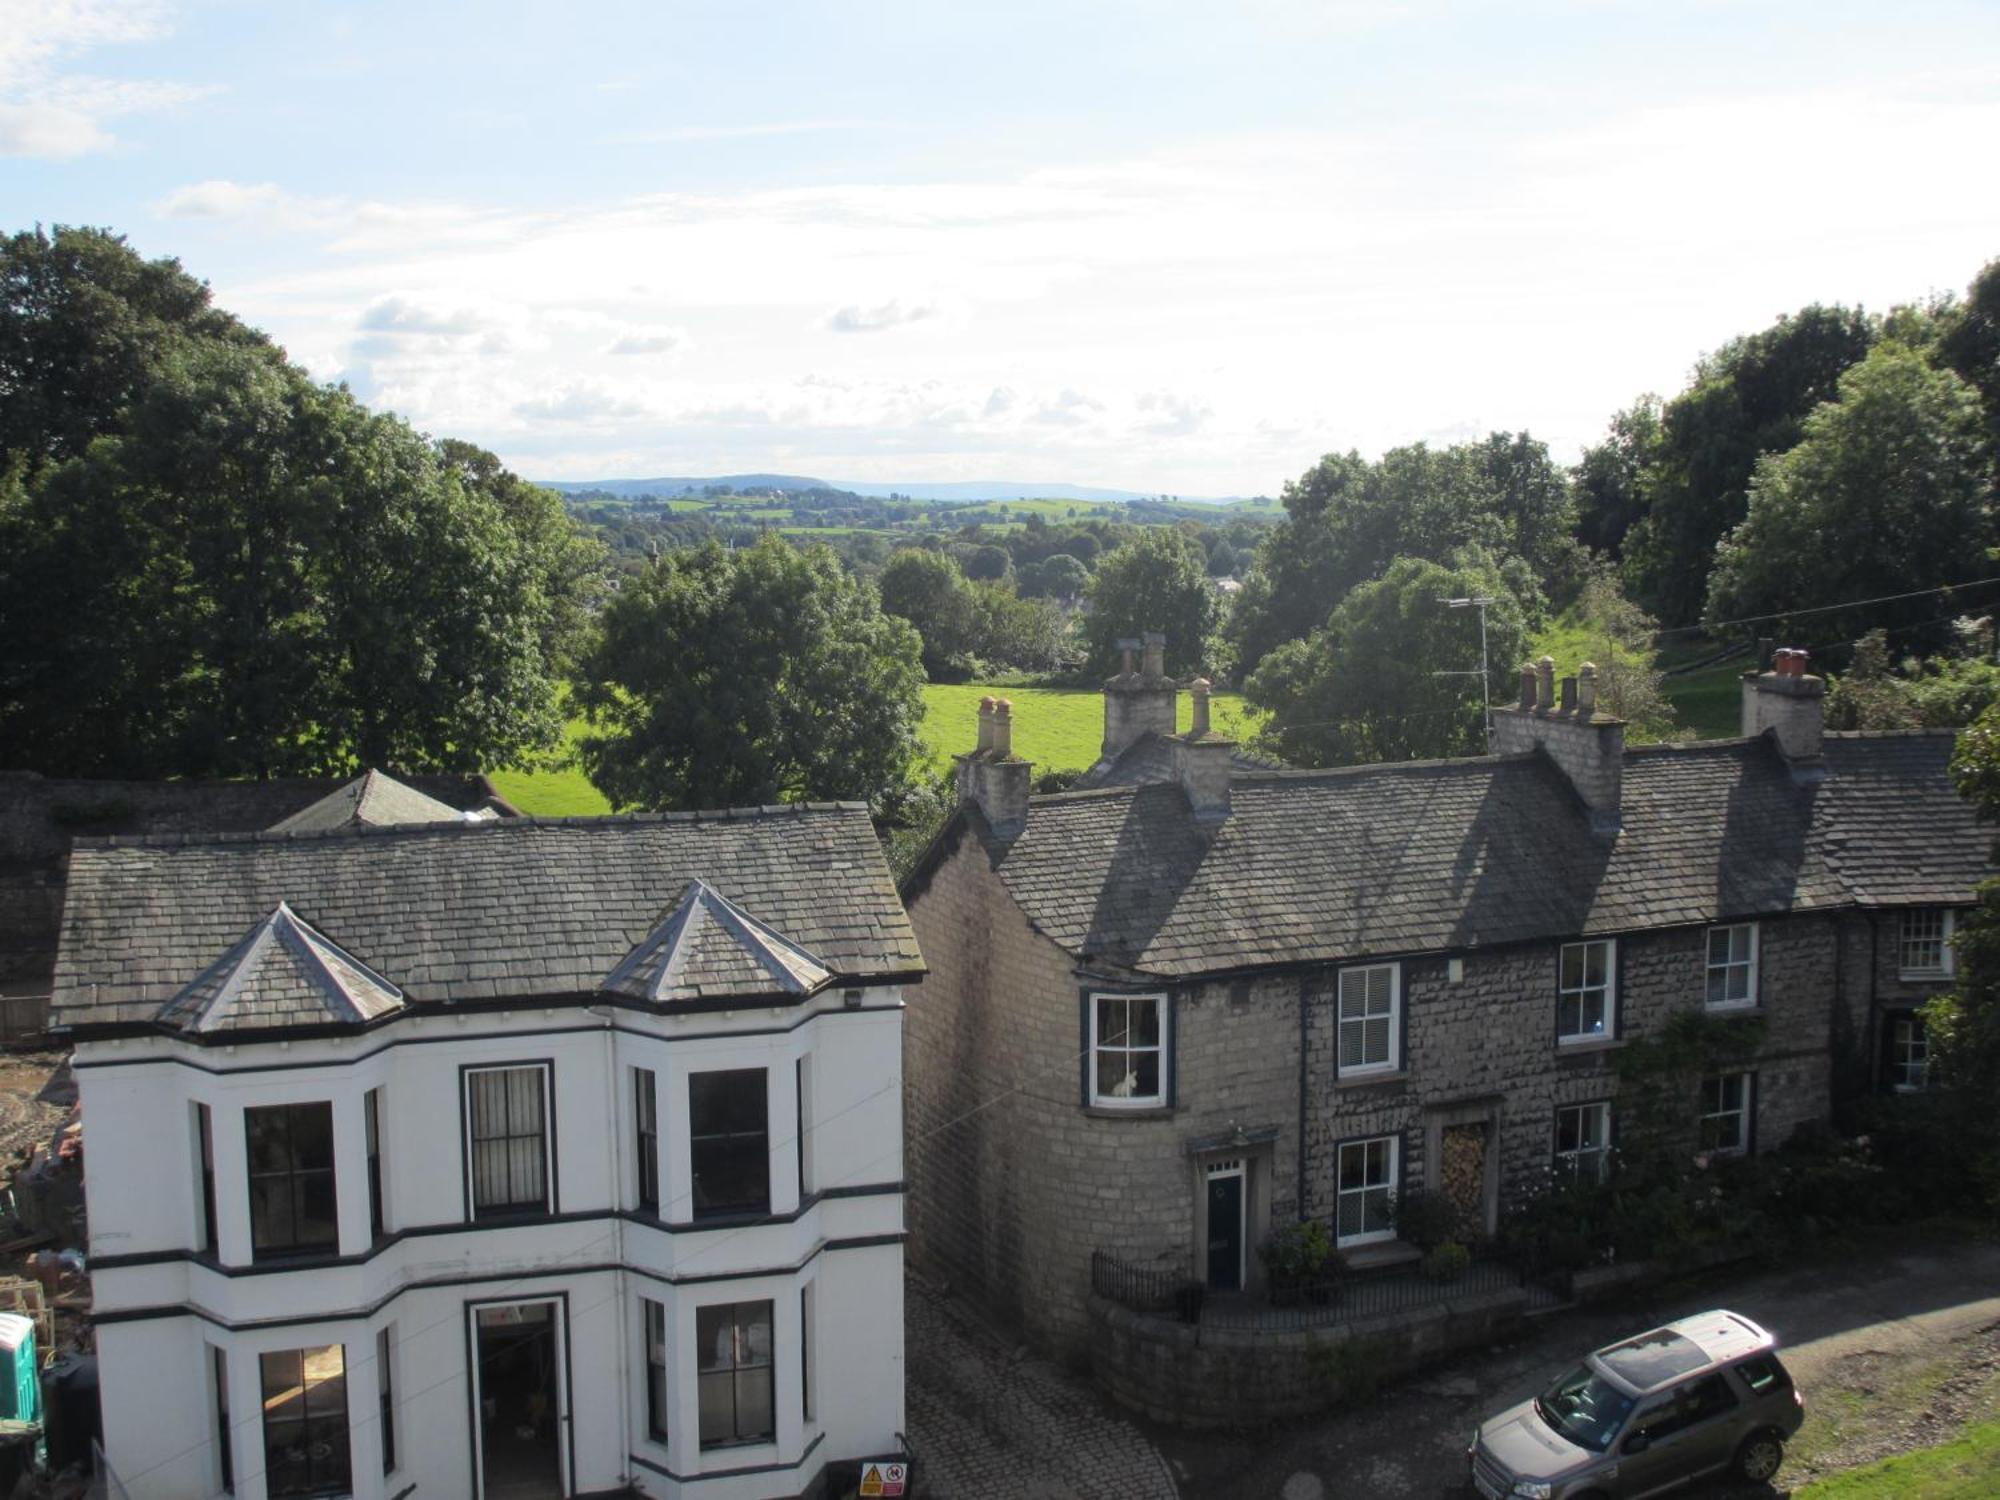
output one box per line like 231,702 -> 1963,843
1334,1135 -> 1398,1248
1704,922 -> 1759,1009
1336,963 -> 1401,1078
1898,908 -> 1956,980
1890,1015 -> 1931,1093
1557,939 -> 1617,1045
1554,1102 -> 1612,1184
1699,1072 -> 1753,1156
1089,992 -> 1167,1108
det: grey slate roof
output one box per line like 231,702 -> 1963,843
267,770 -> 482,833
53,804 -> 921,1030
158,903 -> 405,1033
602,878 -> 834,1004
1072,732 -> 1280,791
968,730 -> 1989,980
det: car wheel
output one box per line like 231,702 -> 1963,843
1734,1429 -> 1786,1483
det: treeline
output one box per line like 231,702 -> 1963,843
1223,257 -> 2000,767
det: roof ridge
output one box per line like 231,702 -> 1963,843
72,800 -> 874,850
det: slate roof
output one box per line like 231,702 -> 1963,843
963,730 -> 1989,980
267,769 -> 483,833
602,878 -> 834,1004
53,804 -> 921,1030
157,902 -> 405,1033
1072,732 -> 1282,791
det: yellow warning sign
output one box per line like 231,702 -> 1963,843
859,1460 -> 908,1497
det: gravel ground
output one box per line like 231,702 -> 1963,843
0,1049 -> 69,1161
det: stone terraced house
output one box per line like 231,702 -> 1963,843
901,640 -> 1988,1369
53,803 -> 922,1500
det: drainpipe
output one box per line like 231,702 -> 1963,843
1296,975 -> 1309,1222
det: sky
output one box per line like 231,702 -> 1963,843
3,1 -> 1998,497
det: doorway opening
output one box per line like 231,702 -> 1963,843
1204,1159 -> 1246,1292
471,1300 -> 566,1500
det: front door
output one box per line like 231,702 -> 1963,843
470,1300 -> 568,1500
1206,1162 -> 1245,1291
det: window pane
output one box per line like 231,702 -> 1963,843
696,1304 -> 730,1373
249,1180 -> 295,1251
734,1368 -> 774,1441
1584,943 -> 1606,987
697,1372 -> 735,1444
290,1105 -> 334,1171
1560,945 -> 1583,988
1129,1000 -> 1159,1047
1128,1052 -> 1160,1098
294,1171 -> 337,1247
1096,997 -> 1128,1048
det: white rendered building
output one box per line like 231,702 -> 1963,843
52,806 -> 921,1500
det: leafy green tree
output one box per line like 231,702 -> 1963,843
1245,555 -> 1526,767
1931,710 -> 2000,1212
877,547 -> 977,679
1574,396 -> 1664,558
962,543 -> 1012,582
0,225 -> 266,472
1825,626 -> 2000,731
1623,305 -> 1876,625
0,342 -> 589,776
574,535 -> 925,811
1039,552 -> 1090,602
1227,433 -> 1573,676
1704,343 -> 1992,645
1081,526 -> 1218,677
1938,257 -> 2000,449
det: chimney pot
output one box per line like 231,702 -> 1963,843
1536,655 -> 1556,711
992,697 -> 1014,757
1116,637 -> 1141,676
1559,675 -> 1578,714
1578,662 -> 1598,714
1757,637 -> 1775,673
1142,631 -> 1166,680
1190,678 -> 1213,736
1517,663 -> 1537,710
976,695 -> 997,752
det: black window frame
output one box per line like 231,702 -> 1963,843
377,1325 -> 396,1475
364,1087 -> 385,1242
696,1300 -> 775,1450
259,1344 -> 351,1499
245,1102 -> 339,1262
462,1062 -> 555,1221
688,1069 -> 770,1221
643,1296 -> 669,1445
801,1283 -> 814,1425
635,1068 -> 660,1214
196,1102 -> 218,1255
212,1344 -> 233,1494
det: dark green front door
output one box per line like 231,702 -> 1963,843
1206,1171 -> 1244,1291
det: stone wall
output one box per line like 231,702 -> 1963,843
1089,1286 -> 1532,1428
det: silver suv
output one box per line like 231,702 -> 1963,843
1468,1309 -> 1805,1499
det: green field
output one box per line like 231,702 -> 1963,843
487,683 -> 1265,815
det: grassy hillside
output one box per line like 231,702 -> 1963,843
489,684 -> 1266,815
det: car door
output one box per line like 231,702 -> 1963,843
1609,1391 -> 1692,1499
1667,1373 -> 1743,1479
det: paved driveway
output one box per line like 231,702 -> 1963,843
905,1273 -> 1180,1500
1157,1236 -> 2000,1499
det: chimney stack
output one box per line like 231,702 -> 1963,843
1099,629 -> 1178,762
1173,677 -> 1233,823
1741,646 -> 1826,781
1491,655 -> 1625,835
957,695 -> 1033,839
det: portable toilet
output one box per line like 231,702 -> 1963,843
0,1315 -> 39,1424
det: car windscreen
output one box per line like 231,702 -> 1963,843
1535,1363 -> 1637,1453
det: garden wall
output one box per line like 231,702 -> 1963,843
1088,1283 -> 1532,1428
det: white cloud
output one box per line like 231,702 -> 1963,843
606,328 -> 689,356
604,119 -> 873,146
358,295 -> 490,337
825,298 -> 941,334
514,383 -> 648,424
0,0 -> 208,157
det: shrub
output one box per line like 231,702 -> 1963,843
1257,1218 -> 1334,1285
1390,1188 -> 1460,1251
1422,1241 -> 1471,1282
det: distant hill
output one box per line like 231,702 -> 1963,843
537,473 -> 1225,504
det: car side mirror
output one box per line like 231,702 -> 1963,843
1623,1433 -> 1651,1455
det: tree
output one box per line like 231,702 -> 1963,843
877,547 -> 977,679
1938,257 -> 2000,450
1039,553 -> 1090,602
573,535 -> 925,812
1574,396 -> 1664,558
0,341 -> 593,776
0,225 -> 266,472
1244,555 -> 1526,767
1704,343 -> 1993,647
1622,305 -> 1877,625
1081,527 -> 1218,678
962,543 -> 1012,582
1930,712 -> 2000,1213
